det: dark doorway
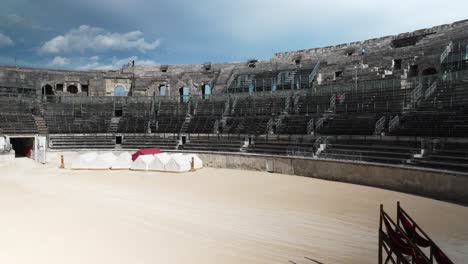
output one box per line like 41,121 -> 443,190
159,85 -> 166,96
81,85 -> 89,95
116,136 -> 122,145
408,65 -> 419,78
179,87 -> 189,103
393,59 -> 402,70
42,84 -> 54,96
182,136 -> 187,144
67,85 -> 78,94
56,84 -> 64,92
10,137 -> 34,158
115,109 -> 123,117
202,84 -> 211,99
422,67 -> 437,76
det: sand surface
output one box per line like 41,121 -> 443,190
0,158 -> 467,264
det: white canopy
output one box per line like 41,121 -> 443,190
130,154 -> 155,171
0,137 -> 5,151
110,152 -> 133,170
148,153 -> 171,171
100,152 -> 116,168
71,152 -> 109,170
165,154 -> 191,172
184,154 -> 203,169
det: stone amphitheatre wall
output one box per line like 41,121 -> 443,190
2,19 -> 468,97
196,152 -> 468,205
47,149 -> 468,205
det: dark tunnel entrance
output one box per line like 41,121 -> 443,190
10,137 -> 34,158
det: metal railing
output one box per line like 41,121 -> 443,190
374,116 -> 386,135
309,61 -> 320,84
440,41 -> 453,63
424,81 -> 438,100
389,115 -> 400,132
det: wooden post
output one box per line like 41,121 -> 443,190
59,155 -> 65,169
378,204 -> 383,264
190,157 -> 195,172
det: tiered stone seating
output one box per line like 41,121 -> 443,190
155,115 -> 186,133
44,100 -> 113,134
0,113 -> 38,134
180,137 -> 242,152
318,114 -> 378,135
319,139 -> 419,164
246,138 -> 316,157
335,89 -> 407,114
412,143 -> 468,172
49,134 -> 115,149
118,98 -> 152,133
186,116 -> 217,134
0,97 -> 38,134
295,94 -> 330,114
193,98 -> 226,116
393,111 -> 468,137
121,134 -> 178,150
276,115 -> 312,135
232,96 -> 286,116
224,116 -> 271,134
186,98 -> 226,134
154,100 -> 188,133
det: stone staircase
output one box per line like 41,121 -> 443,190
33,116 -> 48,135
108,117 -> 121,134
179,116 -> 192,134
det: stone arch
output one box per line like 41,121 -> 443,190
159,84 -> 167,96
42,84 -> 54,95
421,67 -> 437,76
114,85 -> 126,96
67,85 -> 78,94
179,87 -> 190,103
202,84 -> 211,99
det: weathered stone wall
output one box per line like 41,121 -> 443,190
195,152 -> 468,205
1,19 -> 468,96
47,149 -> 468,205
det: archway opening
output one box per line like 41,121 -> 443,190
114,85 -> 126,96
202,84 -> 211,99
159,85 -> 166,96
42,84 -> 54,96
248,83 -> 254,94
67,85 -> 78,94
422,67 -> 437,76
408,65 -> 419,78
179,87 -> 190,103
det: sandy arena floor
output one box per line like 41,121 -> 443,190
0,158 -> 467,264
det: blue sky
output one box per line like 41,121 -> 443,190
0,0 -> 467,70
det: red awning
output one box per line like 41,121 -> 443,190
132,148 -> 162,161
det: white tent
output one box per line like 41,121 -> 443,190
130,154 -> 155,171
165,154 -> 191,172
99,152 -> 116,168
184,154 -> 203,169
110,152 -> 133,170
71,152 -> 109,170
148,153 -> 171,171
0,137 -> 5,152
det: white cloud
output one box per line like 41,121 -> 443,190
0,14 -> 46,31
49,56 -> 70,66
0,33 -> 14,47
91,56 -> 158,70
44,55 -> 159,70
39,25 -> 160,55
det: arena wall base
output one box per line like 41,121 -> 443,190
197,152 -> 468,205
47,150 -> 468,205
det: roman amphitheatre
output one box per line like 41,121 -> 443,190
1,18 -> 468,264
